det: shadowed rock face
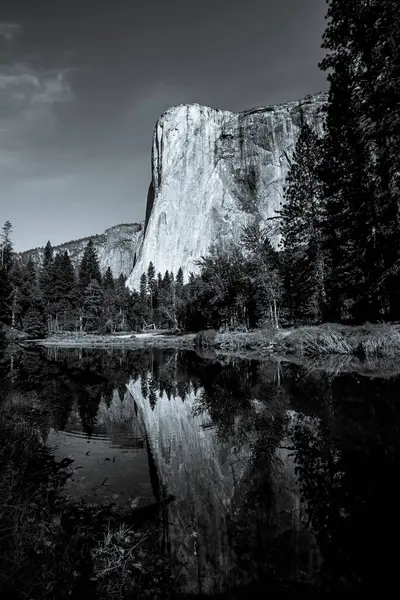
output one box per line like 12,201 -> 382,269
16,223 -> 144,278
126,93 -> 327,290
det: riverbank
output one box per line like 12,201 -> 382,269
0,391 -> 173,600
216,322 -> 400,358
36,322 -> 400,358
36,330 -> 197,348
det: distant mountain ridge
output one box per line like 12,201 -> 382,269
16,223 -> 144,278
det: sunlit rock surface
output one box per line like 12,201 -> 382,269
17,222 -> 144,278
127,93 -> 326,289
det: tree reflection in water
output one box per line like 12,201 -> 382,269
3,346 -> 400,596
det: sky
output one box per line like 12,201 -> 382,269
0,0 -> 328,251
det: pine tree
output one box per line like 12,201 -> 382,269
15,257 -> 46,337
22,308 -> 46,339
102,267 -> 116,331
176,267 -> 184,287
83,280 -> 104,332
50,252 -> 77,330
347,0 -> 400,318
0,221 -> 13,325
103,267 -> 115,290
137,272 -> 150,329
175,267 -> 185,329
40,241 -> 54,301
242,223 -> 282,328
147,262 -> 156,323
9,262 -> 24,329
157,271 -> 175,328
197,242 -> 247,329
114,274 -> 130,331
78,240 -> 102,292
153,272 -> 163,326
279,123 -> 326,323
319,0 -> 399,322
77,240 -> 102,330
1,221 -> 13,270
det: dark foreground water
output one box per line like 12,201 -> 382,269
3,346 -> 400,597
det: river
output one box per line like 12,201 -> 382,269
3,345 -> 399,597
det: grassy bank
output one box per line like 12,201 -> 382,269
37,330 -> 196,349
273,322 -> 400,357
210,323 -> 400,358
0,391 -> 172,600
36,322 -> 400,359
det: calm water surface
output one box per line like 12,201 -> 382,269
6,346 -> 400,597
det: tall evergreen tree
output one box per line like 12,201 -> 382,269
83,280 -> 104,332
137,272 -> 150,328
16,257 -> 46,337
279,123 -> 326,323
176,267 -> 184,287
77,240 -> 102,330
9,262 -> 24,329
147,262 -> 156,322
114,274 -> 130,331
39,241 -> 54,303
348,0 -> 400,318
103,267 -> 115,290
319,0 -> 400,321
102,267 -> 116,331
175,267 -> 185,329
1,221 -> 13,270
242,223 -> 282,328
197,243 -> 247,329
50,252 -> 77,330
78,240 -> 102,292
0,221 -> 13,324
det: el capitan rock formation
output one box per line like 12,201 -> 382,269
126,93 -> 327,290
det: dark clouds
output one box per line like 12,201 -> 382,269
0,0 -> 328,251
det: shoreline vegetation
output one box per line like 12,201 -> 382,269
0,391 -> 174,600
31,322 -> 400,359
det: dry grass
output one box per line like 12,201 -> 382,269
275,322 -> 400,358
208,322 -> 400,359
91,523 -> 162,600
39,331 -> 197,349
215,330 -> 276,352
275,324 -> 352,356
355,323 -> 400,357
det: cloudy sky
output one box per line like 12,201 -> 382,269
0,0 -> 328,251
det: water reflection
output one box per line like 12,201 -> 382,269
3,346 -> 400,596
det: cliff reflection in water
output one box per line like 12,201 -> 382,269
127,357 -> 320,595
5,346 -> 400,596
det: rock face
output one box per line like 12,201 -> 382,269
126,93 -> 327,290
17,223 -> 144,278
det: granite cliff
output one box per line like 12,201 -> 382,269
126,92 -> 327,290
18,223 -> 143,278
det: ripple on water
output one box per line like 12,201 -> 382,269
47,395 -> 155,507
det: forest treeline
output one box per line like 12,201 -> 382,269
1,0 -> 399,337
